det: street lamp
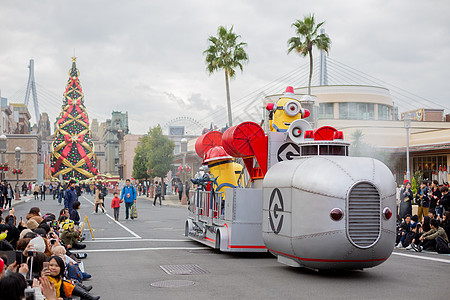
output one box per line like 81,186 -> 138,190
404,116 -> 411,182
0,135 -> 6,181
15,146 -> 21,200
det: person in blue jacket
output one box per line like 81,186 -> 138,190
121,179 -> 137,220
64,179 -> 78,214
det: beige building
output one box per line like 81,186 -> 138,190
2,134 -> 38,186
265,85 -> 450,183
119,134 -> 143,180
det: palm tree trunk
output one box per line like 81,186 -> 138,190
224,70 -> 233,127
308,50 -> 313,95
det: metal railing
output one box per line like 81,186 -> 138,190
189,189 -> 225,221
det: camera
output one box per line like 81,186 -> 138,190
50,239 -> 57,245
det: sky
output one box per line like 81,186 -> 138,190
1,0 -> 449,134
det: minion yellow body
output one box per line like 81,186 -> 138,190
232,162 -> 245,187
208,159 -> 238,192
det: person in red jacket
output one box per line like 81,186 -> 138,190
111,192 -> 123,221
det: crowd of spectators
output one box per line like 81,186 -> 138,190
0,179 -> 101,300
396,179 -> 450,254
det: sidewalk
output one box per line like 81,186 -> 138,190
137,194 -> 187,208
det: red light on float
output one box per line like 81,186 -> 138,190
330,208 -> 344,221
383,207 -> 392,220
303,109 -> 310,118
304,130 -> 314,139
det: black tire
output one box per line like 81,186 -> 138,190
185,221 -> 189,237
215,231 -> 220,249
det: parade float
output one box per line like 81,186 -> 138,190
50,57 -> 98,182
186,86 -> 396,270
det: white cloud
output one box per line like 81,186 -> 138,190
1,0 -> 449,133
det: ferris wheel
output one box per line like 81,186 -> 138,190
162,116 -> 204,136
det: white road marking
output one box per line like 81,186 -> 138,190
71,247 -> 209,253
92,237 -> 141,240
81,196 -> 142,239
84,238 -> 191,243
392,252 -> 450,264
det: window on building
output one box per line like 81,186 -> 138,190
378,104 -> 390,120
339,103 -> 374,120
318,103 -> 334,119
413,155 -> 448,181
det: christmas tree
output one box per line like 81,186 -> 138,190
51,57 -> 98,181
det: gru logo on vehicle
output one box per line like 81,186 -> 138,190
269,188 -> 284,234
277,143 -> 300,162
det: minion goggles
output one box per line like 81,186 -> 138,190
266,100 -> 305,117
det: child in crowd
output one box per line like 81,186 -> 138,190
111,192 -> 123,221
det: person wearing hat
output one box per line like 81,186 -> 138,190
60,220 -> 85,249
399,181 -> 413,220
26,219 -> 39,230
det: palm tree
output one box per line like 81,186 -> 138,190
204,26 -> 249,127
287,14 -> 331,95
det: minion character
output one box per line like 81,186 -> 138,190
203,146 -> 237,192
266,86 -> 310,132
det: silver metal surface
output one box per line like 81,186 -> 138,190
160,264 -> 209,275
150,280 -> 196,288
347,182 -> 381,248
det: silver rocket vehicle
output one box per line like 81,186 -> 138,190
263,119 -> 396,270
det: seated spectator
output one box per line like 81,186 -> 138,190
60,220 -> 86,250
70,201 -> 81,226
0,272 -> 27,300
53,245 -> 92,283
412,219 -> 449,252
440,186 -> 450,212
405,222 -> 422,250
441,212 -> 450,241
422,216 -> 431,232
396,214 -> 411,248
41,256 -> 100,300
26,207 -> 43,224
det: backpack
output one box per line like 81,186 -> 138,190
66,261 -> 83,283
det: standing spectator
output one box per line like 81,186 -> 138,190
415,180 -> 430,222
3,183 -> 14,210
57,182 -> 64,205
153,181 -> 162,206
185,181 -> 190,201
399,181 -> 413,220
177,181 -> 184,201
430,180 -> 441,215
22,182 -> 28,196
138,184 -> 142,196
0,181 -> 4,208
120,179 -> 136,220
48,183 -> 53,199
94,186 -> 106,214
33,183 -> 40,201
40,183 -> 46,201
111,192 -> 123,221
64,180 -> 78,214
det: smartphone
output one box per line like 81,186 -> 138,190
15,250 -> 24,264
43,261 -> 49,271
